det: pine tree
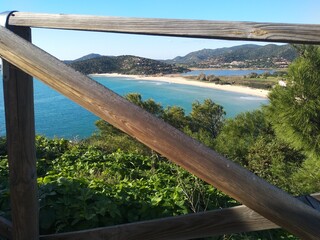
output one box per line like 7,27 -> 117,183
265,45 -> 320,157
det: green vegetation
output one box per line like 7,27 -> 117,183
214,110 -> 305,194
266,46 -> 320,157
1,46 -> 320,239
264,45 -> 320,195
186,70 -> 287,90
69,55 -> 189,75
69,44 -> 296,76
167,44 -> 297,68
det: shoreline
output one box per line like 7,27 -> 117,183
91,73 -> 270,98
188,67 -> 280,71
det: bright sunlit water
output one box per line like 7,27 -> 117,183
0,71 -> 269,139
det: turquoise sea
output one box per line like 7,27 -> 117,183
0,70 -> 269,139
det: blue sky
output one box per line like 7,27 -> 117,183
2,0 -> 319,60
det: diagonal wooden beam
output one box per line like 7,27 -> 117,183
7,12 -> 320,44
300,195 -> 320,211
1,25 -> 320,239
39,193 -> 320,240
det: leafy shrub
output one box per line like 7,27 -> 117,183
36,136 -> 71,176
0,156 -> 9,221
27,142 -> 231,234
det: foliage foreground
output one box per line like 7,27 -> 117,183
0,136 -> 236,236
1,46 -> 320,239
0,135 -> 298,239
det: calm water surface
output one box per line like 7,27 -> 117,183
0,71 -> 269,139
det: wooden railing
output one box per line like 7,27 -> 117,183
0,11 -> 320,240
39,194 -> 320,240
7,12 -> 320,44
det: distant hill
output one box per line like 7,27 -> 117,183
165,44 -> 298,68
68,44 -> 298,75
69,55 -> 189,75
73,53 -> 102,62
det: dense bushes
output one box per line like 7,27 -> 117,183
0,96 -> 317,239
214,109 -> 306,193
1,47 -> 320,239
37,148 -> 193,233
0,136 -> 235,235
0,104 -> 312,239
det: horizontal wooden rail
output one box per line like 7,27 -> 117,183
1,26 -> 320,239
40,193 -> 320,240
0,216 -> 12,239
7,12 -> 320,44
39,205 -> 284,240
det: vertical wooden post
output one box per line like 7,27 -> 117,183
1,12 -> 39,240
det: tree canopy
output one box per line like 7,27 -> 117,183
265,45 -> 320,157
214,110 -> 271,165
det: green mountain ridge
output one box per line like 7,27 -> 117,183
68,44 -> 299,75
166,44 -> 298,68
69,55 -> 189,75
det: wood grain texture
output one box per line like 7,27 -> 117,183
39,193 -> 320,240
1,26 -> 320,239
2,26 -> 39,240
0,216 -> 12,239
7,12 -> 320,44
40,205 -> 279,240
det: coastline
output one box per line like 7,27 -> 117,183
91,73 -> 270,98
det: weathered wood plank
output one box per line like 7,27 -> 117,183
300,194 -> 320,211
0,26 -> 320,239
40,205 -> 279,240
39,193 -> 320,240
0,216 -> 12,239
2,26 -> 39,240
7,12 -> 320,44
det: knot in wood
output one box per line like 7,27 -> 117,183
250,29 -> 268,36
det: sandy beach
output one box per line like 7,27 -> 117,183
91,73 -> 270,98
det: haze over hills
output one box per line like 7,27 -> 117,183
68,44 -> 298,75
165,44 -> 298,68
